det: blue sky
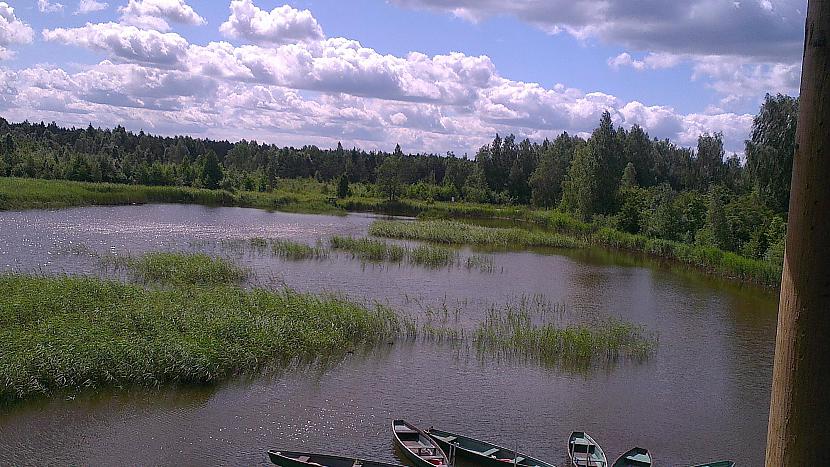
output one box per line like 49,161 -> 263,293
0,0 -> 806,155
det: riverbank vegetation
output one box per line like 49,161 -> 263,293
0,94 -> 795,286
330,235 -> 459,268
0,274 -> 400,403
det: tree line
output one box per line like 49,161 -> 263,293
0,94 -> 796,263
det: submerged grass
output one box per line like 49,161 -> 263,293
369,219 -> 585,249
269,239 -> 329,261
0,274 -> 399,403
101,252 -> 248,286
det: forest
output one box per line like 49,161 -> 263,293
0,94 -> 796,266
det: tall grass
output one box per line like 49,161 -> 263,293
330,236 -> 459,268
0,274 -> 399,403
369,219 -> 585,248
473,306 -> 657,369
101,252 -> 248,286
269,239 -> 329,261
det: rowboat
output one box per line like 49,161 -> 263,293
267,450 -> 403,467
689,462 -> 735,467
425,427 -> 556,467
568,432 -> 607,467
392,420 -> 450,467
611,447 -> 651,467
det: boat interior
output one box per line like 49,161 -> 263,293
395,423 -> 445,465
570,436 -> 606,467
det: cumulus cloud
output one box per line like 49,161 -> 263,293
220,0 -> 324,45
38,0 -> 65,13
42,22 -> 189,66
608,52 -> 683,71
392,0 -> 805,63
76,0 -> 109,15
118,0 -> 205,32
21,3 -> 758,155
0,3 -> 34,59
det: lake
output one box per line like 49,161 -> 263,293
0,204 -> 778,466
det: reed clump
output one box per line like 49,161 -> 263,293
473,305 -> 657,368
0,274 -> 399,403
269,239 -> 329,261
330,236 -> 459,268
101,252 -> 248,286
369,219 -> 585,248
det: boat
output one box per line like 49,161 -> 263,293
568,432 -> 607,467
689,462 -> 735,467
611,447 -> 651,467
425,427 -> 556,467
267,450 -> 403,467
392,420 -> 450,467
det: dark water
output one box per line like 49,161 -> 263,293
0,204 -> 778,466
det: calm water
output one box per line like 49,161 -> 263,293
0,204 -> 778,466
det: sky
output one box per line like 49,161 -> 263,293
0,0 -> 806,156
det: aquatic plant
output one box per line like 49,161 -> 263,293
369,219 -> 585,248
101,252 -> 248,286
330,236 -> 458,268
0,274 -> 399,403
269,239 -> 329,261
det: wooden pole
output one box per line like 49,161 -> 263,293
765,0 -> 830,464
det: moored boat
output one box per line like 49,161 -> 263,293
568,432 -> 607,467
425,427 -> 556,467
392,420 -> 450,467
268,450 -> 403,467
689,462 -> 735,467
611,447 -> 651,467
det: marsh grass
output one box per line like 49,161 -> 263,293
269,239 -> 329,261
465,255 -> 496,273
369,220 -> 585,249
101,252 -> 248,286
0,274 -> 399,403
472,305 -> 657,369
330,236 -> 460,268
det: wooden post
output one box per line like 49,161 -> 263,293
765,0 -> 830,464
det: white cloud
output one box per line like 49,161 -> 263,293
0,3 -> 34,59
42,22 -> 189,66
76,0 -> 108,15
392,0 -> 805,63
608,52 -> 683,71
220,0 -> 324,45
118,0 -> 205,32
38,0 -> 65,13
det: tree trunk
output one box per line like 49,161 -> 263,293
765,0 -> 830,464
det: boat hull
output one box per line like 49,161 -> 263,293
426,428 -> 555,467
392,420 -> 449,467
268,450 -> 402,467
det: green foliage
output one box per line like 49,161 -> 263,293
199,150 -> 223,189
746,94 -> 798,213
336,174 -> 351,198
376,156 -> 404,201
329,235 -> 460,268
0,274 -> 399,403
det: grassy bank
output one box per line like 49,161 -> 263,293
369,219 -> 781,287
0,274 -> 398,403
0,177 -> 345,214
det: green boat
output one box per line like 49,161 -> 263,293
689,462 -> 735,467
568,432 -> 607,467
268,450 -> 403,467
611,447 -> 651,467
392,420 -> 450,467
425,427 -> 556,467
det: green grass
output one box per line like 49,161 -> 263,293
269,239 -> 329,261
473,306 -> 657,369
101,252 -> 248,286
0,177 -> 345,215
0,274 -> 399,403
369,219 -> 585,248
329,236 -> 459,268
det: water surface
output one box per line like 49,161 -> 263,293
0,204 -> 778,466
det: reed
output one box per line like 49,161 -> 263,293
101,252 -> 248,286
0,274 -> 399,403
330,236 -> 459,268
368,219 -> 585,248
269,239 -> 329,261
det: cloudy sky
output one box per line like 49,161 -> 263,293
0,0 -> 806,155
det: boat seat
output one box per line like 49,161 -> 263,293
436,435 -> 457,443
514,456 -> 525,464
481,448 -> 500,457
297,456 -> 310,463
